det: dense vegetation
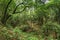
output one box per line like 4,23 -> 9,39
0,0 -> 60,40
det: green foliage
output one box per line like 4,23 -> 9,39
0,0 -> 60,40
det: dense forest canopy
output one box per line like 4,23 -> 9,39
0,0 -> 60,40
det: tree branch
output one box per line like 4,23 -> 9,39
4,0 -> 12,18
12,3 -> 29,14
1,0 -> 12,24
15,6 -> 28,13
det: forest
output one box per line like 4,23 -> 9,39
0,0 -> 60,40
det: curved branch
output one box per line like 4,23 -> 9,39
1,0 -> 12,24
12,2 -> 29,14
4,0 -> 12,18
12,3 -> 24,14
15,6 -> 28,13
